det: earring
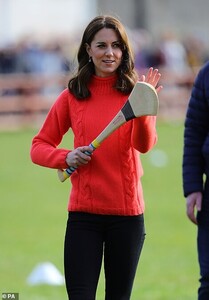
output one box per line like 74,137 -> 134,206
89,56 -> 92,63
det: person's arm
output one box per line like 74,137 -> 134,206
183,64 -> 209,198
183,62 -> 209,223
131,67 -> 162,152
131,115 -> 157,153
30,89 -> 72,169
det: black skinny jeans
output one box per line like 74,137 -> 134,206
64,212 -> 145,300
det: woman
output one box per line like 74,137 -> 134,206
30,15 -> 162,300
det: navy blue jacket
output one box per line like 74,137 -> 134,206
183,61 -> 209,197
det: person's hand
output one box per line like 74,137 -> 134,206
66,146 -> 93,168
186,192 -> 202,225
140,67 -> 163,93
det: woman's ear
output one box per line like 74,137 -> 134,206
85,43 -> 91,56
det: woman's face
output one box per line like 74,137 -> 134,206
86,28 -> 123,77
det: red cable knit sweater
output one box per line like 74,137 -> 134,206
30,75 -> 157,215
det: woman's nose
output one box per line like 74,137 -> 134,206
105,46 -> 113,56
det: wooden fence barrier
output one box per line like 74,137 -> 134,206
0,73 -> 69,130
0,68 -> 198,130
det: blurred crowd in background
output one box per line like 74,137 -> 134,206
0,28 -> 209,96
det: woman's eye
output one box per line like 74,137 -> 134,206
96,43 -> 120,49
97,44 -> 105,48
113,43 -> 120,48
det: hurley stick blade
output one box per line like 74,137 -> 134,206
125,81 -> 159,119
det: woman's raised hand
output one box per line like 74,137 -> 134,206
140,67 -> 163,93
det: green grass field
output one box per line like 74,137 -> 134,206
0,121 -> 199,300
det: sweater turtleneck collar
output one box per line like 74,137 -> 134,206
88,75 -> 118,95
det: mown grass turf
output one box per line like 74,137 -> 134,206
0,121 -> 199,299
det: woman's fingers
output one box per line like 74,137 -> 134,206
140,67 -> 163,92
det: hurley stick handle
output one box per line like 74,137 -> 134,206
57,140 -> 99,182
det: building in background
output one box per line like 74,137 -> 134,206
0,0 -> 209,47
0,0 -> 97,46
97,0 -> 209,46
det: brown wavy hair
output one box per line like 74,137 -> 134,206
68,15 -> 139,99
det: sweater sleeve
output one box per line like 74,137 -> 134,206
131,115 -> 157,153
182,62 -> 209,197
30,89 -> 71,169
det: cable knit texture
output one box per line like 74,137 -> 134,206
31,75 -> 157,215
